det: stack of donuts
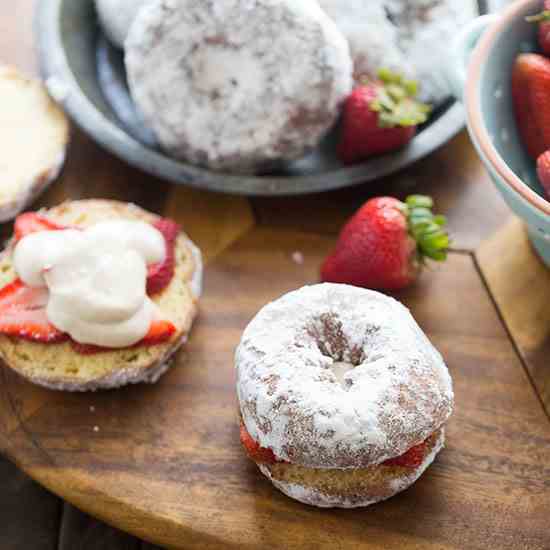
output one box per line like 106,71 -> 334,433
96,0 -> 477,174
236,284 -> 454,508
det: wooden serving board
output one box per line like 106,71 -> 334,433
2,2 -> 550,547
1,213 -> 550,549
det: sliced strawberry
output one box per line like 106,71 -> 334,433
14,212 -> 68,241
239,421 -> 285,465
70,319 -> 176,354
0,279 -> 68,343
140,319 -> 176,345
383,439 -> 428,469
147,218 -> 180,295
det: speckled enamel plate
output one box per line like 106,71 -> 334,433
36,0 -> 489,196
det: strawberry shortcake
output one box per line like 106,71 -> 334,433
0,66 -> 69,222
0,200 -> 202,391
236,283 -> 453,508
125,0 -> 353,173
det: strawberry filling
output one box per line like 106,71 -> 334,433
239,421 -> 430,469
147,218 -> 180,295
0,279 -> 69,344
0,213 -> 181,353
382,439 -> 430,469
239,422 -> 287,465
14,212 -> 67,241
70,320 -> 176,354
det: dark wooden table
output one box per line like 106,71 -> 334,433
2,2 -> 549,549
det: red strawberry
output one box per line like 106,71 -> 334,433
0,279 -> 68,343
140,319 -> 176,345
527,1 -> 550,56
338,68 -> 431,165
383,439 -> 428,469
536,150 -> 550,199
14,212 -> 67,241
239,422 -> 281,464
70,319 -> 176,354
512,53 -> 550,159
321,195 -> 449,291
147,218 -> 180,295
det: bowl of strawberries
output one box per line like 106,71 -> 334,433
450,0 -> 550,266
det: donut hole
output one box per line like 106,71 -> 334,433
306,313 -> 366,390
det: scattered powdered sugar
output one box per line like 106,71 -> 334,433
89,405 -> 96,413
236,284 -> 453,469
291,251 -> 304,265
93,426 -> 100,432
125,0 -> 352,173
258,430 -> 445,508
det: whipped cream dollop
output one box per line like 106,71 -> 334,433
13,220 -> 166,348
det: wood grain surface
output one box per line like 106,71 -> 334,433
253,132 -> 512,251
1,228 -> 550,549
0,457 -> 60,550
1,1 -> 549,549
477,218 -> 550,416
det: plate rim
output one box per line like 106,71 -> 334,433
35,0 -> 471,197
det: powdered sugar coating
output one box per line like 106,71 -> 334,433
258,429 -> 445,508
316,0 -> 478,104
125,0 -> 352,173
236,284 -> 453,469
95,0 -> 148,48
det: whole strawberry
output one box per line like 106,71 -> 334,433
527,1 -> 550,56
536,150 -> 550,199
337,68 -> 431,165
321,195 -> 449,291
512,53 -> 550,159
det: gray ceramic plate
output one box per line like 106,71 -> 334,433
36,0 -> 489,196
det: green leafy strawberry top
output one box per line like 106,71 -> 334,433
403,195 -> 449,262
526,10 -> 550,22
369,68 -> 432,129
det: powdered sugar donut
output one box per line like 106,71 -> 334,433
95,0 -> 148,49
236,283 -> 453,508
125,0 -> 353,173
316,0 -> 478,104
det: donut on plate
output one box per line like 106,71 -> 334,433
236,283 -> 453,508
95,0 -> 148,49
316,0 -> 478,104
125,0 -> 353,174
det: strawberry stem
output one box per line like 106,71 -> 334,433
369,69 -> 432,129
526,10 -> 550,22
405,195 -> 449,262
